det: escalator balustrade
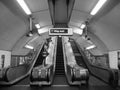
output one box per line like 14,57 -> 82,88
52,36 -> 67,85
30,65 -> 51,82
70,38 -> 119,87
30,37 -> 57,86
0,42 -> 45,85
0,68 -> 8,81
63,36 -> 89,85
71,65 -> 89,83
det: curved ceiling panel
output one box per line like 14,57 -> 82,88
90,3 -> 120,51
69,10 -> 89,27
33,10 -> 52,27
25,0 -> 48,12
73,0 -> 98,13
0,2 -> 28,50
11,35 -> 35,55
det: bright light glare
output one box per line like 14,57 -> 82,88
73,28 -> 83,35
38,28 -> 48,34
35,24 -> 40,29
17,0 -> 31,15
80,24 -> 86,29
25,45 -> 34,49
86,45 -> 96,50
69,48 -> 73,53
90,0 -> 107,15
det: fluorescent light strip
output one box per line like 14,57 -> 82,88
35,24 -> 40,29
80,24 -> 86,29
17,0 -> 31,15
90,0 -> 107,15
73,28 -> 83,35
25,45 -> 34,49
38,28 -> 48,34
86,45 -> 96,50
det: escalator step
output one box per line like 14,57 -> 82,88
55,37 -> 65,76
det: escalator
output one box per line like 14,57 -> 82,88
0,38 -> 119,90
14,44 -> 46,85
70,39 -> 86,68
33,47 -> 45,67
52,36 -> 68,85
69,38 -> 118,87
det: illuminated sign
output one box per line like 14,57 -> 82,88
49,28 -> 73,36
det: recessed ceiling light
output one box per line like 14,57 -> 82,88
17,0 -> 31,15
90,0 -> 107,15
80,24 -> 86,29
35,24 -> 40,29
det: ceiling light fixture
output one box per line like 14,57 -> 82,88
80,24 -> 86,29
16,0 -> 31,15
73,28 -> 83,35
35,24 -> 40,29
90,0 -> 107,15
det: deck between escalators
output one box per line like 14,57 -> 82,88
52,36 -> 68,85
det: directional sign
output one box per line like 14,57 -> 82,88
49,28 -> 73,36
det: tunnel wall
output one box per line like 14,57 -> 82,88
0,2 -> 29,51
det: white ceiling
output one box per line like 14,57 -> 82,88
25,0 -> 52,27
0,0 -> 120,53
32,11 -> 52,27
73,0 -> 98,13
69,0 -> 99,27
25,0 -> 48,12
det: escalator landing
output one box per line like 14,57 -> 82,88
0,85 -> 118,90
52,75 -> 68,85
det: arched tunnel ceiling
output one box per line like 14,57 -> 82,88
32,11 -> 52,28
0,0 -> 120,53
69,0 -> 98,26
25,0 -> 52,27
69,0 -> 120,51
25,0 -> 48,12
89,2 -> 120,51
0,1 -> 28,50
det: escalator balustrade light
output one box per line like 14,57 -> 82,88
86,45 -> 96,50
42,51 -> 49,57
90,0 -> 107,15
66,43 -> 71,47
25,44 -> 34,49
16,0 -> 32,15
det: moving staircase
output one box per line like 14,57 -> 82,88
55,37 -> 65,76
70,39 -> 86,68
53,37 -> 67,85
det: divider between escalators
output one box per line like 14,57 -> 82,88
30,37 -> 57,86
52,36 -> 68,85
62,36 -> 89,86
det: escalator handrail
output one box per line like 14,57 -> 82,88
62,37 -> 75,85
28,41 -> 46,74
